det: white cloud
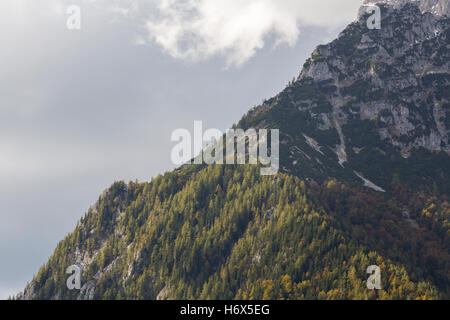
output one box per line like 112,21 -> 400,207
0,0 -> 363,67
142,0 -> 363,66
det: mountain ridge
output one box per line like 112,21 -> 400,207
238,0 -> 449,193
363,0 -> 449,17
17,0 -> 449,300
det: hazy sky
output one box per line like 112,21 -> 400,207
0,0 -> 363,299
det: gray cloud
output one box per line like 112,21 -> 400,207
140,0 -> 364,67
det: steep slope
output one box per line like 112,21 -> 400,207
239,0 -> 449,193
368,0 -> 449,16
19,165 -> 449,299
18,0 -> 449,300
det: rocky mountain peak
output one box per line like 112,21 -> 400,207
363,0 -> 449,17
239,0 -> 449,193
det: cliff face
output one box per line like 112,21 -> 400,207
364,0 -> 449,17
304,0 -> 449,155
239,0 -> 449,193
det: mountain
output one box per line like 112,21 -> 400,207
240,0 -> 450,194
369,0 -> 449,16
18,0 -> 449,300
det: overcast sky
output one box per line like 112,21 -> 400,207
0,0 -> 364,299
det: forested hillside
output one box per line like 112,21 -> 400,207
20,165 -> 449,299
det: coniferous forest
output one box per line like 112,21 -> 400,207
20,164 -> 449,300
